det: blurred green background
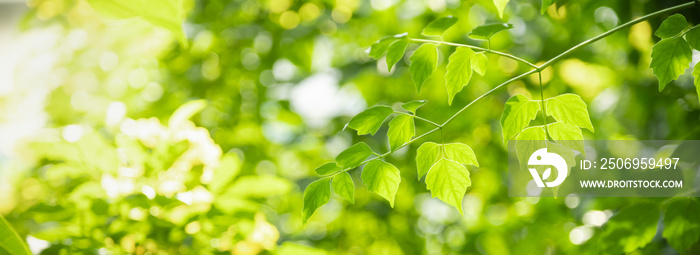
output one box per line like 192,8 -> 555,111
0,0 -> 699,254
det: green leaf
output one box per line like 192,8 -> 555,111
492,0 -> 509,19
386,38 -> 409,71
500,95 -> 541,144
416,142 -> 440,179
663,198 -> 700,253
169,99 -> 207,127
409,44 -> 439,93
86,0 -> 187,45
514,126 -> 547,169
332,172 -> 355,204
445,47 -> 475,105
546,122 -> 585,155
401,100 -> 427,114
422,16 -> 458,36
442,143 -> 479,167
361,160 -> 401,207
471,53 -> 488,76
347,106 -> 394,135
388,115 -> 415,151
654,14 -> 687,39
693,62 -> 700,105
651,37 -> 692,91
541,0 -> 556,14
315,162 -> 341,176
600,203 -> 659,253
545,94 -> 594,132
208,153 -> 242,194
335,142 -> 374,169
0,215 -> 30,255
685,26 -> 700,50
368,33 -> 407,59
426,158 -> 471,214
302,178 -> 332,224
469,23 -> 514,40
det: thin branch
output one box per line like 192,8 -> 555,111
409,38 -> 540,69
395,111 -> 441,127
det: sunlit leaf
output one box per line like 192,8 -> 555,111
469,23 -> 514,40
426,158 -> 470,214
332,172 -> 355,204
471,53 -> 488,76
361,160 -> 401,207
442,143 -> 479,167
347,106 -> 394,135
401,100 -> 427,114
546,122 -> 585,155
693,62 -> 700,105
0,215 -> 30,255
651,37 -> 692,91
600,203 -> 659,253
315,162 -> 341,176
445,47 -> 474,105
368,33 -> 407,59
386,38 -> 409,71
388,115 -> 415,151
416,142 -> 440,179
545,94 -> 594,132
492,0 -> 509,19
422,16 -> 458,36
500,95 -> 541,144
302,178 -> 332,224
514,126 -> 547,168
663,198 -> 700,253
409,44 -> 438,93
209,153 -> 242,194
335,142 -> 374,168
654,14 -> 687,39
685,26 -> 700,50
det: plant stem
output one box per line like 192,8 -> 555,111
538,71 -> 549,136
395,111 -> 440,127
409,38 -> 539,69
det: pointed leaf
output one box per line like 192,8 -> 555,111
514,126 -> 547,169
315,162 -> 341,176
361,160 -> 401,207
335,142 -> 374,169
545,94 -> 594,132
409,44 -> 438,93
492,0 -> 509,19
547,122 -> 585,155
422,16 -> 458,36
471,53 -> 488,76
332,172 -> 355,204
388,115 -> 415,151
426,158 -> 471,214
302,178 -> 332,224
386,38 -> 409,71
651,37 -> 692,91
442,143 -> 479,167
416,142 -> 440,179
368,35 -> 398,59
469,23 -> 514,40
662,198 -> 700,253
401,100 -> 427,114
654,14 -> 687,39
347,106 -> 394,135
445,47 -> 475,105
685,26 -> 700,50
500,95 -> 541,144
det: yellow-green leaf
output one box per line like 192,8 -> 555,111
500,95 -> 541,144
335,142 -> 374,169
426,158 -> 471,214
332,172 -> 355,204
442,143 -> 479,167
401,100 -> 427,114
315,162 -> 341,176
693,62 -> 700,105
0,215 -> 30,255
654,14 -> 687,39
544,94 -> 594,132
492,0 -> 510,19
416,142 -> 440,179
302,178 -> 332,224
662,198 -> 700,253
471,53 -> 488,76
422,16 -> 458,36
386,38 -> 409,71
685,26 -> 700,50
387,115 -> 415,152
546,122 -> 585,156
469,23 -> 513,40
361,160 -> 401,207
409,44 -> 438,93
651,37 -> 692,91
347,106 -> 394,135
445,47 -> 475,105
